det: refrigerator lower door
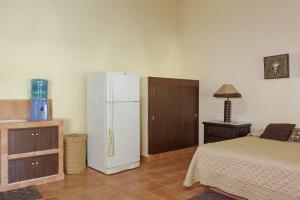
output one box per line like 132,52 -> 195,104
106,102 -> 140,169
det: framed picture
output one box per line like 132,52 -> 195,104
264,54 -> 289,79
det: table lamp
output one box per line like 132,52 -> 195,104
213,84 -> 241,122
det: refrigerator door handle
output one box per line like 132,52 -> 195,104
108,78 -> 115,157
111,83 -> 114,102
110,79 -> 113,102
108,102 -> 115,157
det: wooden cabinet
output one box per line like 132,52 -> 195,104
8,126 -> 58,155
0,99 -> 63,192
203,121 -> 251,143
0,120 -> 64,192
7,126 -> 59,183
148,77 -> 199,154
8,154 -> 58,183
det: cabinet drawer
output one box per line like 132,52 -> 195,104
206,126 -> 234,138
8,154 -> 58,183
205,136 -> 226,143
236,127 -> 250,137
8,126 -> 59,155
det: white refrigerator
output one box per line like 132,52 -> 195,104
87,72 -> 140,174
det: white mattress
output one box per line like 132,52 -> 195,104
184,137 -> 300,200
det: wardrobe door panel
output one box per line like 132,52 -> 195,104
148,77 -> 199,154
148,84 -> 157,154
149,85 -> 181,154
181,87 -> 198,148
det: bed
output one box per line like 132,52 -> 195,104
184,136 -> 300,200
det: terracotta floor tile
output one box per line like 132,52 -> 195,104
36,148 -> 208,200
43,197 -> 59,200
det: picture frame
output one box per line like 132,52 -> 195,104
264,54 -> 289,79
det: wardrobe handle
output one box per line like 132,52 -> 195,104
194,113 -> 197,118
152,115 -> 155,121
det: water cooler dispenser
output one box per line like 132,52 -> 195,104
30,79 -> 48,121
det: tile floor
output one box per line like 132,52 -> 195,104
37,149 -> 207,200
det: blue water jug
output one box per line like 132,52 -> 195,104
31,79 -> 48,100
30,79 -> 48,121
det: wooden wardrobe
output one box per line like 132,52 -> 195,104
148,77 -> 199,154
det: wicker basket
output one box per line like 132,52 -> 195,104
64,134 -> 87,174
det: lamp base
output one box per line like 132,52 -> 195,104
224,100 -> 231,122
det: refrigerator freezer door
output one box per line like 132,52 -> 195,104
107,73 -> 139,102
106,102 -> 140,169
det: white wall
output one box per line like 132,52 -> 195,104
140,77 -> 148,156
0,0 -> 181,133
179,0 -> 300,143
3,0 -> 299,149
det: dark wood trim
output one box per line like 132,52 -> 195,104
196,87 -> 199,145
202,122 -> 251,128
148,77 -> 199,87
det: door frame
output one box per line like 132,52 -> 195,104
148,77 -> 199,154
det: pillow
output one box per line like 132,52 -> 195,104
260,123 -> 296,141
289,128 -> 300,143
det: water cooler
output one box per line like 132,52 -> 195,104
30,79 -> 48,121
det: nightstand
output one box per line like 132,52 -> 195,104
203,121 -> 251,143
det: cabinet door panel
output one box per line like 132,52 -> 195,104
9,157 -> 35,183
20,157 -> 36,181
35,154 -> 58,178
8,159 -> 22,183
35,127 -> 58,151
8,129 -> 35,154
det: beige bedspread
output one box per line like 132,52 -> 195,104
184,136 -> 300,200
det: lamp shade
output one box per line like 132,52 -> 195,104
213,84 -> 241,98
